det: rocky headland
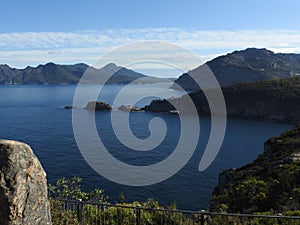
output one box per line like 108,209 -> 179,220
145,75 -> 300,123
210,124 -> 300,213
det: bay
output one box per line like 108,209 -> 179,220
0,83 -> 292,210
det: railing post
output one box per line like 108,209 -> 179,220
277,213 -> 282,225
136,205 -> 141,225
77,199 -> 83,224
200,210 -> 205,225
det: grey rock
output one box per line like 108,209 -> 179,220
0,140 -> 52,225
64,105 -> 77,109
85,101 -> 112,111
118,105 -> 142,112
284,153 -> 300,164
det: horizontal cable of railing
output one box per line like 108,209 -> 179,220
50,199 -> 300,225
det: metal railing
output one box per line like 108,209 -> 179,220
50,199 -> 300,225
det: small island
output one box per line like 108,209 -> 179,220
144,99 -> 179,114
85,101 -> 112,111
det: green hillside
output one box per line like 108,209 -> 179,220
146,76 -> 300,123
210,124 -> 300,214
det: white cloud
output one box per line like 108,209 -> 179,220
1,28 -> 300,75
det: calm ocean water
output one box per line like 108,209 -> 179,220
0,83 -> 292,210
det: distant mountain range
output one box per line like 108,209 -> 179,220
2,48 -> 300,86
174,48 -> 300,90
0,62 -> 166,84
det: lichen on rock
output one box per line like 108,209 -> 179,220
0,140 -> 52,225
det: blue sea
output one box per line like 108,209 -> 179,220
0,83 -> 292,210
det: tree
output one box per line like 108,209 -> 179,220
48,177 -> 107,203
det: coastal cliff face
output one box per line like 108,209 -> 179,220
0,140 -> 52,225
210,124 -> 300,213
220,77 -> 300,122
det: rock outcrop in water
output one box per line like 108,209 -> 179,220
85,101 -> 112,111
118,105 -> 142,112
0,140 -> 52,225
64,105 -> 77,109
144,99 -> 175,112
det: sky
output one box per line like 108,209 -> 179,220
1,0 -> 300,77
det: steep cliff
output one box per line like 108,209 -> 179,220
210,124 -> 300,213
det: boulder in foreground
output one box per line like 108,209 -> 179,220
0,140 -> 52,225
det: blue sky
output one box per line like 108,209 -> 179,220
2,0 -> 300,31
1,0 -> 300,76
